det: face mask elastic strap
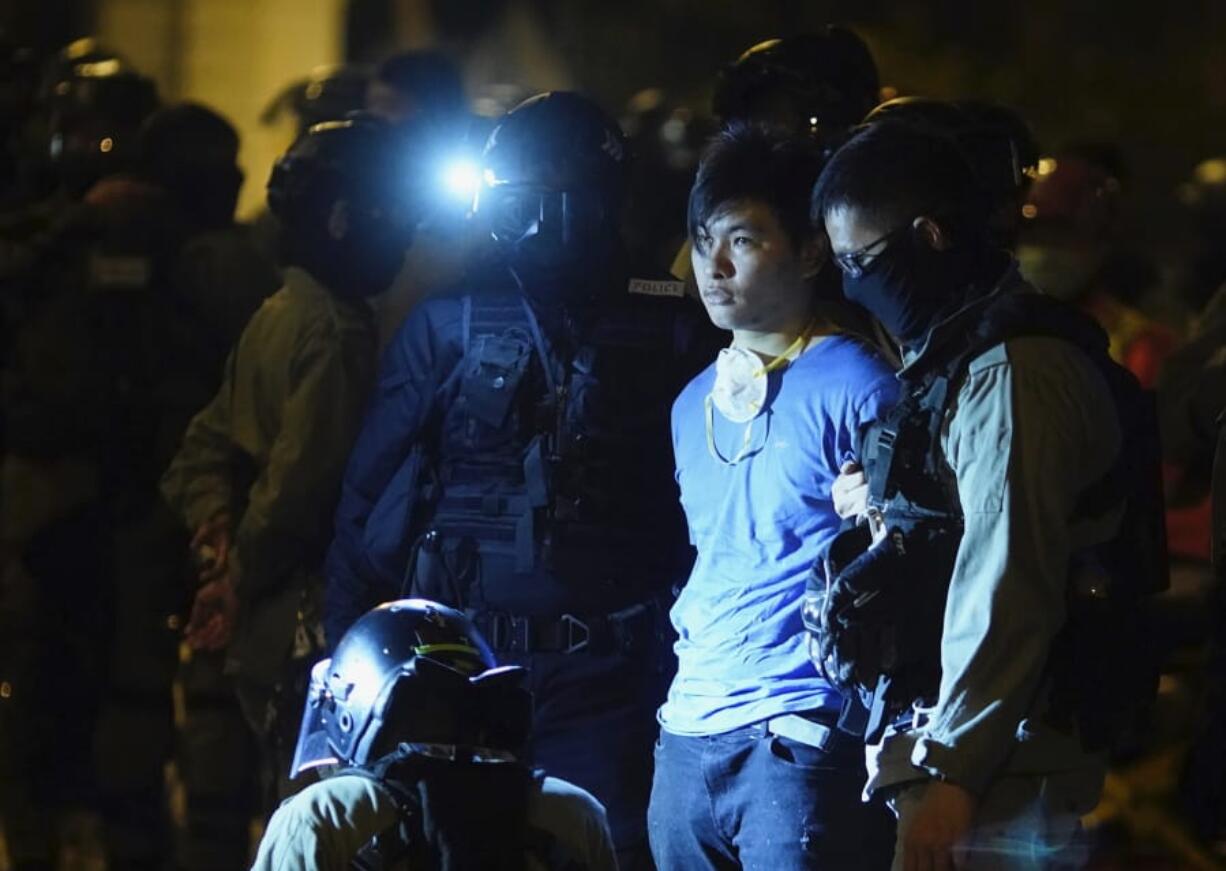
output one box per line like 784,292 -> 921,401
705,394 -> 765,466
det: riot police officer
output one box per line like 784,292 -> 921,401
326,91 -> 711,867
253,598 -> 617,869
810,120 -> 1161,870
160,114 -> 422,852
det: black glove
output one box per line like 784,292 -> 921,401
805,524 -> 907,694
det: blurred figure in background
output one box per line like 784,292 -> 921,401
364,49 -> 488,350
1,98 -> 275,871
620,87 -> 714,275
1018,145 -> 1177,389
159,116 -> 421,852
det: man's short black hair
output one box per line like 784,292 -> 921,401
811,120 -> 988,242
688,121 -> 824,248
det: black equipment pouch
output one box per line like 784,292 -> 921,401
458,332 -> 532,429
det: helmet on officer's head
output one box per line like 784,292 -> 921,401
864,97 -> 1039,198
267,112 -> 425,296
862,96 -> 1039,248
290,599 -> 532,778
260,64 -> 372,137
712,28 -> 879,143
40,55 -> 159,194
475,91 -> 627,283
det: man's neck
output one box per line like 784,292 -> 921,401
732,304 -> 817,359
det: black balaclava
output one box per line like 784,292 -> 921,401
842,228 -> 1003,349
291,199 -> 414,300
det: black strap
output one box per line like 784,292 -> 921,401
472,601 -> 655,655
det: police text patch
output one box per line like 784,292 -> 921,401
628,278 -> 686,298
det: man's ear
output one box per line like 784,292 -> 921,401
800,233 -> 829,280
327,199 -> 350,242
913,216 -> 950,251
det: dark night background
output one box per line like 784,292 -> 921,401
6,0 -> 1226,245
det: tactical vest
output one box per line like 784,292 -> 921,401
819,289 -> 1167,747
411,289 -> 695,613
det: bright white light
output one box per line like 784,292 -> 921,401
442,159 -> 480,202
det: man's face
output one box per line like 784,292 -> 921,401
691,198 -> 819,332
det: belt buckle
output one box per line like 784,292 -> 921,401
559,613 -> 590,654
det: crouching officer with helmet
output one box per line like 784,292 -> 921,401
807,120 -> 1167,870
325,91 -> 713,867
252,599 -> 617,870
160,114 -> 424,811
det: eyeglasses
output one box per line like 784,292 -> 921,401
832,225 -> 909,278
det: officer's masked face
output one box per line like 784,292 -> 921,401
486,183 -> 617,289
826,205 -> 973,349
327,195 -> 416,297
690,198 -> 823,334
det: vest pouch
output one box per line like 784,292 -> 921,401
414,492 -> 537,606
408,530 -> 481,607
458,334 -> 531,429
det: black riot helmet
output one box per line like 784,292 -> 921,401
712,28 -> 879,144
260,64 -> 373,137
862,96 -> 1039,248
40,57 -> 159,195
267,112 -> 425,297
290,600 -> 533,777
475,91 -> 627,291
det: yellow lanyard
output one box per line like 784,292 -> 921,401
705,318 -> 820,466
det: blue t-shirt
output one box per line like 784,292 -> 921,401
660,334 -> 899,736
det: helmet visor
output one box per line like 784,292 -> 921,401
482,184 -> 607,249
289,658 -> 339,778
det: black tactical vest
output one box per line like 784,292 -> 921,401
817,287 -> 1167,745
412,286 -> 703,614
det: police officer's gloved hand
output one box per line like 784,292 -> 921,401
804,526 -> 907,694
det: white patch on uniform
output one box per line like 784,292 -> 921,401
628,278 -> 685,298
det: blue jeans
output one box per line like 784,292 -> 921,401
648,720 -> 896,870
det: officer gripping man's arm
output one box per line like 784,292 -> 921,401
815,120 -> 1125,871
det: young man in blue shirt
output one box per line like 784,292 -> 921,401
647,123 -> 899,869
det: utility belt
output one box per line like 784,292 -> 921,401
471,599 -> 660,657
